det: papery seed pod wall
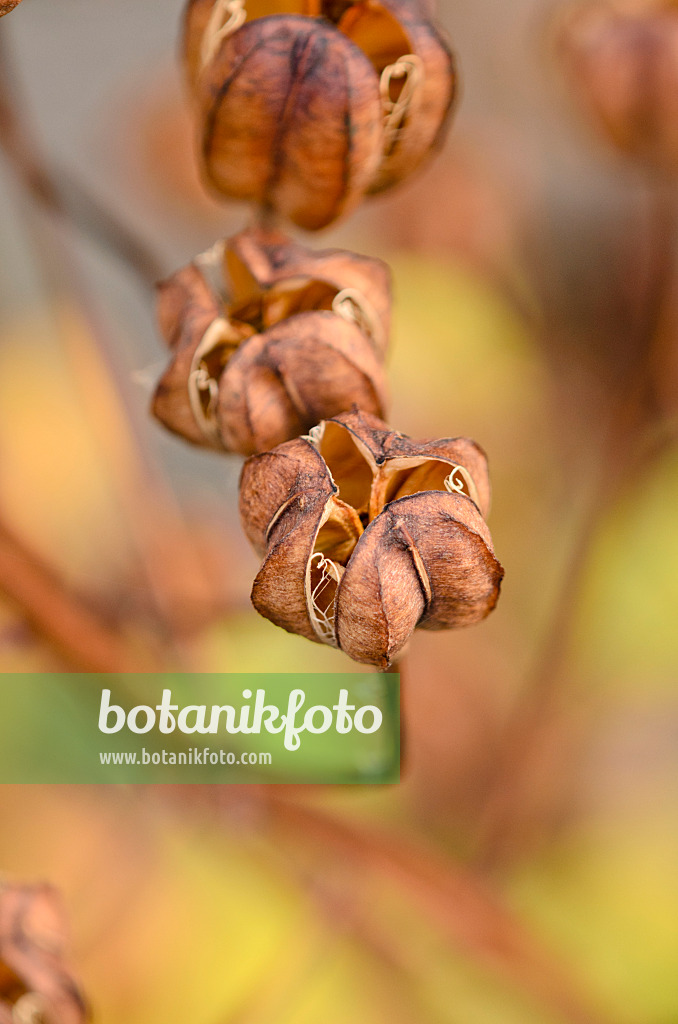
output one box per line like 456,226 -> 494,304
152,0 -> 504,666
183,0 -> 458,229
0,1 -> 22,17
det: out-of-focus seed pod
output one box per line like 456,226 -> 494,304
0,1 -> 22,17
153,228 -> 391,455
239,408 -> 503,668
559,3 -> 678,173
0,881 -> 88,1024
183,0 -> 457,228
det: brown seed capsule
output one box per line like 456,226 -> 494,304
183,0 -> 457,228
559,2 -> 678,173
0,1 -> 22,16
239,408 -> 503,668
153,228 -> 391,455
337,0 -> 458,193
0,881 -> 88,1024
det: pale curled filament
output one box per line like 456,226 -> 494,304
12,993 -> 47,1024
380,54 -> 423,154
188,318 -> 233,446
332,288 -> 383,351
201,0 -> 247,69
308,552 -> 343,645
445,465 -> 481,509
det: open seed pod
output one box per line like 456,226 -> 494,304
0,881 -> 88,1024
183,0 -> 457,228
153,227 -> 391,455
558,2 -> 678,173
240,408 -> 503,668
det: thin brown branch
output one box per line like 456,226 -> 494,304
0,515 -> 157,672
0,35 -> 165,288
389,655 -> 407,778
474,181 -> 678,870
259,794 -> 628,1024
165,782 -> 625,1024
0,34 -> 230,657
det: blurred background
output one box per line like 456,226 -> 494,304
0,0 -> 677,1021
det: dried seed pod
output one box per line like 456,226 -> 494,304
240,408 -> 503,668
189,12 -> 383,229
183,0 -> 457,228
153,228 -> 391,455
0,881 -> 88,1024
0,1 -> 22,16
337,0 -> 457,193
559,2 -> 678,172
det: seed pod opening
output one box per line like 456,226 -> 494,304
184,0 -> 458,226
335,0 -> 458,192
240,409 -> 503,667
153,229 -> 391,455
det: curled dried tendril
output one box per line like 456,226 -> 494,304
308,552 -> 344,644
11,992 -> 48,1024
444,465 -> 480,508
201,0 -> 247,67
381,54 -> 423,153
188,319 -> 241,445
331,288 -> 383,351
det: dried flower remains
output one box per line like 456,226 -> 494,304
183,0 -> 457,228
153,227 -> 391,455
239,409 -> 503,668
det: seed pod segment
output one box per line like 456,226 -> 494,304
337,0 -> 458,192
186,8 -> 384,229
240,408 -> 503,668
183,0 -> 458,227
153,228 -> 391,455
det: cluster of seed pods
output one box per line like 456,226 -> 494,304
153,0 -> 504,667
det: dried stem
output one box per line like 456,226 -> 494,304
390,655 -> 407,778
474,179 -> 678,870
165,782 -> 624,1024
0,515 -> 156,672
0,36 -> 165,289
0,34 -> 226,660
260,793 -> 626,1024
